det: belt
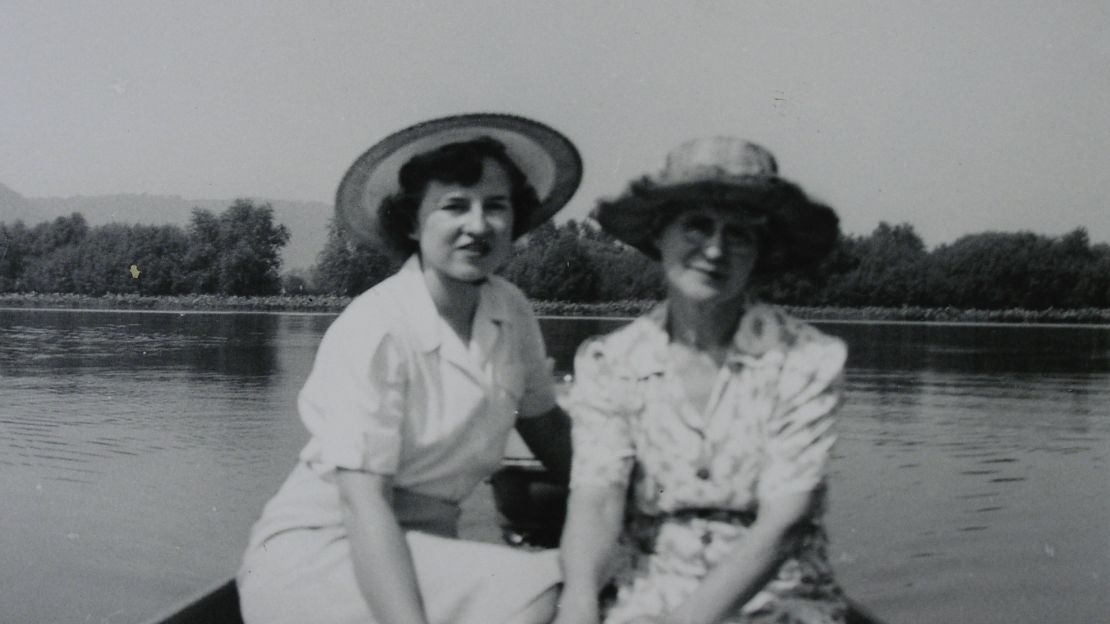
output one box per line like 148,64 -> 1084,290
626,508 -> 757,554
663,507 -> 757,527
391,488 -> 462,538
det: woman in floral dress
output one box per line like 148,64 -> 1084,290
555,137 -> 847,624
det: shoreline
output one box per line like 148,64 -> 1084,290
2,293 -> 1110,325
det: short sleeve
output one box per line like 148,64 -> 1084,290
513,298 -> 557,418
297,309 -> 407,476
567,336 -> 635,489
758,335 -> 847,500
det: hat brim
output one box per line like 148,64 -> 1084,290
336,113 -> 582,255
593,178 -> 839,273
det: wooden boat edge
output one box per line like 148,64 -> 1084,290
142,578 -> 242,624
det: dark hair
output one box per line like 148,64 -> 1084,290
628,181 -> 838,276
377,137 -> 542,257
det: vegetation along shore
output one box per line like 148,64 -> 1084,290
2,201 -> 1109,323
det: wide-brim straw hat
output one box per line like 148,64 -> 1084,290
336,113 -> 582,256
593,137 -> 839,273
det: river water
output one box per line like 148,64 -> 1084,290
1,309 -> 1108,623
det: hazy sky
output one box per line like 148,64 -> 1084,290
3,1 -> 1109,246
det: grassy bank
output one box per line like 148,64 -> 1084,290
535,301 -> 1110,324
0,292 -> 350,312
2,292 -> 1110,324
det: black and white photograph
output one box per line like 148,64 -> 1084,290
2,2 -> 1108,623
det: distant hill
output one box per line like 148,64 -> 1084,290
0,182 -> 36,223
0,182 -> 331,270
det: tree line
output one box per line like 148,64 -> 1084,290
310,218 -> 1110,311
0,200 -> 289,296
2,201 -> 1108,310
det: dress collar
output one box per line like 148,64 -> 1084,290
628,299 -> 785,379
395,254 -> 511,355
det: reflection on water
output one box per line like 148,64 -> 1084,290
1,311 -> 1109,623
0,311 -> 284,378
825,322 -> 1110,622
0,309 -> 327,623
843,321 -> 1110,374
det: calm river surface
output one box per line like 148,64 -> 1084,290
1,309 -> 1108,623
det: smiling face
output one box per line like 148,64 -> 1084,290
412,158 -> 515,284
654,205 -> 760,305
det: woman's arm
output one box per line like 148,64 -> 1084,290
336,469 -> 429,624
515,404 -> 573,483
661,490 -> 816,624
552,484 -> 627,624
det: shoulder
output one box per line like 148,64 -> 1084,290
569,322 -> 648,415
574,314 -> 642,363
740,304 -> 847,400
319,272 -> 409,357
739,303 -> 846,365
573,309 -> 663,381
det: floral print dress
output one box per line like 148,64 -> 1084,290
567,303 -> 849,624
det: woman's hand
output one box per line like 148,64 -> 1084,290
556,484 -> 626,624
665,490 -> 816,624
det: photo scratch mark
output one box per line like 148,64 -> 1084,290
772,89 -> 789,117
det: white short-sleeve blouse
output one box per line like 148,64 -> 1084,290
247,255 -> 556,547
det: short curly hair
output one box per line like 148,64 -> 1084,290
377,137 -> 542,257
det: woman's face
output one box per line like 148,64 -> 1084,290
654,206 -> 759,304
413,158 -> 516,283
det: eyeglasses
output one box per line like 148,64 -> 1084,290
675,214 -> 760,253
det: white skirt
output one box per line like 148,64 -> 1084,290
237,527 -> 560,624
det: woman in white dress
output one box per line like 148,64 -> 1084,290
238,114 -> 582,624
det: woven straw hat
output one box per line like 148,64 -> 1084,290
336,113 -> 582,256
